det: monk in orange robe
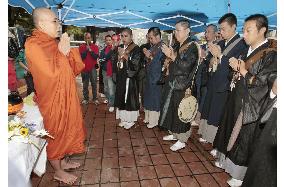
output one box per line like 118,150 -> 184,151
25,7 -> 86,184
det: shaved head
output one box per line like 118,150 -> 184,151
32,7 -> 61,38
33,7 -> 54,27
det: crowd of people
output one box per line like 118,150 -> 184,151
8,7 -> 277,187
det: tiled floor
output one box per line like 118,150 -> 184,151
31,102 -> 231,187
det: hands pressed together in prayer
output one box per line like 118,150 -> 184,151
118,47 -> 127,61
143,48 -> 152,60
58,32 -> 70,56
229,57 -> 248,77
208,43 -> 222,60
161,44 -> 176,61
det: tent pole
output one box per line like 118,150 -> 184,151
57,5 -> 63,36
228,0 -> 231,13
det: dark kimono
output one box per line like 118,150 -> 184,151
242,99 -> 277,187
144,42 -> 165,112
226,41 -> 277,166
138,42 -> 151,107
158,37 -> 199,133
114,43 -> 141,111
201,34 -> 247,126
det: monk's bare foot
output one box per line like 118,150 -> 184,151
54,170 -> 77,185
61,159 -> 81,170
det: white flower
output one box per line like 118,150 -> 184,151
33,129 -> 54,139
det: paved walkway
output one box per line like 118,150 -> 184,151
31,101 -> 230,187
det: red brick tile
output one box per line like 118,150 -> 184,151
118,138 -> 132,147
187,162 -> 208,174
158,138 -> 173,145
202,143 -> 213,151
119,156 -> 136,167
145,138 -> 159,146
117,132 -> 130,139
140,179 -> 161,187
104,139 -> 118,148
159,177 -> 180,187
133,146 -> 149,156
148,145 -> 163,155
129,125 -> 141,132
137,166 -> 157,180
88,140 -> 103,149
33,95 -> 238,186
161,144 -> 172,154
101,168 -> 119,183
86,148 -> 102,158
101,183 -> 120,187
181,152 -> 200,162
84,158 -> 102,170
102,157 -> 119,169
103,147 -> 118,158
130,131 -> 143,139
81,169 -> 100,184
135,155 -> 153,166
31,173 -> 42,187
203,161 -> 223,173
95,113 -> 106,118
121,181 -> 140,187
142,130 -> 156,138
118,146 -> 133,157
104,132 -> 117,140
178,146 -> 193,153
154,165 -> 175,178
204,151 -> 215,161
177,176 -> 200,187
212,172 -> 230,186
195,152 -> 207,161
46,161 -> 54,172
105,126 -> 117,133
171,163 -> 192,176
187,141 -> 198,151
120,167 -> 139,181
131,138 -> 146,147
166,153 -> 185,164
151,154 -> 169,165
195,174 -> 219,187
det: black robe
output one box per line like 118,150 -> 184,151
201,34 -> 248,126
114,43 -> 141,111
242,103 -> 277,187
213,41 -> 277,165
158,37 -> 199,133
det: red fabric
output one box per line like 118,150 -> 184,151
79,43 -> 99,72
105,45 -> 113,76
8,57 -> 17,91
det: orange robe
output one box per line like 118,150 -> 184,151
25,29 -> 86,160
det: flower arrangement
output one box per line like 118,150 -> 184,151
8,116 -> 54,149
